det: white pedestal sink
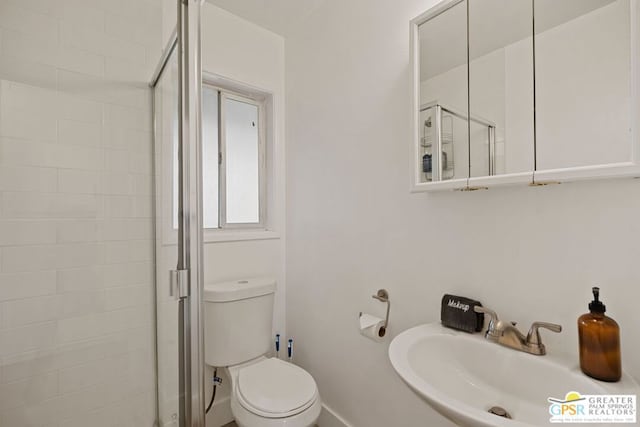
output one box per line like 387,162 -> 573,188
389,323 -> 639,427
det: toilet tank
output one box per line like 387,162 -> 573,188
204,278 -> 276,367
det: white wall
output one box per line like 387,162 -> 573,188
154,4 -> 286,426
201,7 -> 286,425
285,2 -> 640,427
199,2 -> 286,333
0,0 -> 161,425
201,9 -> 285,425
199,0 -> 286,335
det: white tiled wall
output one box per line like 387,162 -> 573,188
0,0 -> 161,425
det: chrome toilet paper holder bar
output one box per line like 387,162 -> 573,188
359,289 -> 391,332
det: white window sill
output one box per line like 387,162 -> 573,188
203,229 -> 280,243
162,229 -> 279,246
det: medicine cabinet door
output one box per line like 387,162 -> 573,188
415,0 -> 470,188
534,0 -> 637,180
468,0 -> 534,182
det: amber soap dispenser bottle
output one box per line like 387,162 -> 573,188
578,287 -> 621,382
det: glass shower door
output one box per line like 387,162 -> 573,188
151,1 -> 206,426
153,48 -> 181,427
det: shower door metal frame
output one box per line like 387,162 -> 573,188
175,0 -> 206,425
149,0 -> 206,426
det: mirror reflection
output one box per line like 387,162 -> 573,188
416,0 -> 633,187
418,0 -> 469,183
469,0 -> 534,177
535,0 -> 631,170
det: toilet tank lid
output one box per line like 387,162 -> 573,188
204,278 -> 276,302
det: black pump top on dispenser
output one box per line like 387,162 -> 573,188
588,287 -> 606,313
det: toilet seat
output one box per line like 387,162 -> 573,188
235,358 -> 318,418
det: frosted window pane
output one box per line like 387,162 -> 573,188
225,98 -> 259,224
202,87 -> 220,228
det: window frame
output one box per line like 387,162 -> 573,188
159,73 -> 276,246
214,88 -> 266,230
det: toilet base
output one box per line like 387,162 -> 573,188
230,394 -> 321,427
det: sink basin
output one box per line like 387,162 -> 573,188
389,323 -> 640,427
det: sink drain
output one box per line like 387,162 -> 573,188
488,406 -> 512,419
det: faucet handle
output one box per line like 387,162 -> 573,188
526,322 -> 562,354
474,306 -> 500,340
474,306 -> 498,320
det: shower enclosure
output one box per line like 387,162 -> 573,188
420,101 -> 496,182
150,1 -> 206,425
0,0 -> 208,424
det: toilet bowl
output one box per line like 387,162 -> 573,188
204,278 -> 321,427
227,357 -> 321,427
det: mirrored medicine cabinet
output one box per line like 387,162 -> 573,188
411,0 -> 640,191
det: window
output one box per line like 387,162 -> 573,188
173,84 -> 265,230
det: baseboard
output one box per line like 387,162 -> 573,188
206,395 -> 234,427
319,403 -> 353,427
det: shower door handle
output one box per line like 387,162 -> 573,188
169,269 -> 190,299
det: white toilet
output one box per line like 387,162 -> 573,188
204,278 -> 321,427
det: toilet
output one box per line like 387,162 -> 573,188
204,278 -> 321,427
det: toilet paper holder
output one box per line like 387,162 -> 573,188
359,289 -> 390,335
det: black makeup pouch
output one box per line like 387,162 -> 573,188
440,294 -> 484,333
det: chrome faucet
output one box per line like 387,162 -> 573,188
474,306 -> 562,356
